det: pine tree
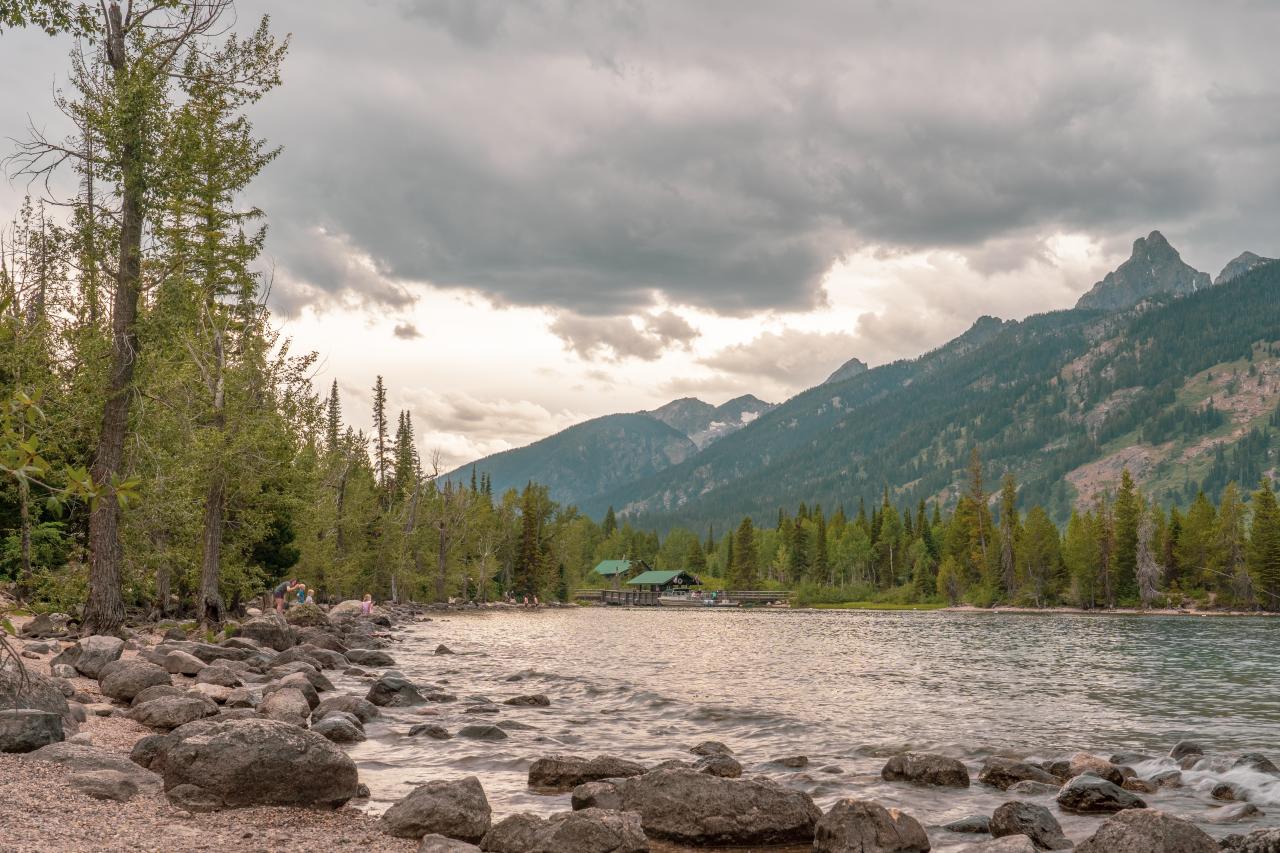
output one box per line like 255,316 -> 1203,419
730,517 -> 758,588
1020,505 -> 1060,607
603,506 -> 617,537
1248,477 -> 1280,610
1112,469 -> 1140,603
325,381 -> 342,452
1063,510 -> 1099,609
998,472 -> 1019,599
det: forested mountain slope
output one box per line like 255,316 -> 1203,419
584,258 -> 1280,533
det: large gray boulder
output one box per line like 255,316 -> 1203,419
380,776 -> 492,842
294,628 -> 349,653
159,650 -> 206,676
195,665 -> 242,688
813,798 -> 929,853
979,757 -> 1060,791
0,709 -> 64,753
49,635 -> 124,679
367,674 -> 425,707
30,741 -> 158,788
528,754 -> 647,791
127,695 -> 218,731
313,694 -> 380,724
99,659 -> 171,702
159,718 -> 358,810
130,684 -> 185,707
1057,774 -> 1147,814
881,752 -> 970,787
312,714 -> 364,743
571,767 -> 820,846
1075,808 -> 1218,852
264,673 -> 321,709
347,648 -> 396,667
1222,828 -> 1280,852
0,663 -> 73,729
236,615 -> 296,652
990,801 -> 1071,850
259,687 -> 312,727
481,809 -> 646,853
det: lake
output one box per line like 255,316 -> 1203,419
339,607 -> 1280,846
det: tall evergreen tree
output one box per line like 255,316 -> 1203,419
1248,477 -> 1280,609
1112,469 -> 1140,603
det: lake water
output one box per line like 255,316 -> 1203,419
338,607 -> 1280,846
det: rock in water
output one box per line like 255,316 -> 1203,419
689,740 -> 732,757
990,801 -> 1071,850
693,754 -> 742,778
1169,740 -> 1205,760
313,695 -> 380,724
957,838 -> 1039,852
160,718 -> 358,810
409,723 -> 451,740
1221,828 -> 1280,852
98,660 -> 171,702
528,754 -> 647,791
943,815 -> 991,834
0,709 -> 64,753
456,724 -> 506,741
503,694 -> 551,707
480,809 -> 647,853
312,715 -> 365,743
978,757 -> 1060,791
813,798 -> 929,853
379,776 -> 492,842
1074,808 -> 1218,852
50,635 -> 125,679
881,752 -> 971,787
1056,774 -> 1147,814
345,648 -> 395,667
571,767 -> 820,846
367,674 -> 426,707
1007,781 -> 1061,796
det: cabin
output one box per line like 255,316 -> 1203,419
592,559 -> 651,589
626,570 -> 703,593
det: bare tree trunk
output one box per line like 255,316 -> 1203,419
196,326 -> 226,628
83,6 -> 142,636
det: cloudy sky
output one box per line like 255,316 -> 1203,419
3,0 -> 1279,467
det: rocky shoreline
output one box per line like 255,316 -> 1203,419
3,603 -> 1279,852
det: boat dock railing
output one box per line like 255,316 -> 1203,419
572,589 -> 793,607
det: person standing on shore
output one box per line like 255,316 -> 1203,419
273,579 -> 301,614
295,584 -> 307,607
361,594 -> 373,616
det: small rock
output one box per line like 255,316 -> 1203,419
69,769 -> 144,802
366,675 -> 426,707
1234,753 -> 1280,775
435,644 -> 454,655
345,648 -> 395,667
379,776 -> 492,843
1169,740 -> 1205,761
943,814 -> 991,834
694,754 -> 742,778
770,754 -> 808,769
689,740 -> 732,757
979,757 -> 1060,791
259,687 -> 311,727
312,714 -> 365,743
958,838 -> 1038,852
1007,780 -> 1061,796
814,798 -> 929,853
1221,828 -> 1280,852
0,709 -> 64,753
1122,778 -> 1157,794
503,694 -> 550,707
127,696 -> 218,731
50,635 -> 125,679
457,725 -> 507,741
1056,774 -> 1147,814
409,724 -> 452,740
418,835 -> 481,853
99,659 -> 172,702
881,752 -> 970,788
160,650 -> 206,676
1075,807 -> 1218,852
990,801 -> 1071,850
1213,782 -> 1244,802
51,664 -> 77,679
528,754 -> 646,791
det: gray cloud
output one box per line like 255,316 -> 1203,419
548,308 -> 697,361
701,328 -> 860,387
213,0 -> 1280,331
392,322 -> 422,339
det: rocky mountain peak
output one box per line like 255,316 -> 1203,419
824,356 -> 869,385
1215,251 -> 1275,286
1075,230 -> 1210,311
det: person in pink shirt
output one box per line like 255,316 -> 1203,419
360,593 -> 373,616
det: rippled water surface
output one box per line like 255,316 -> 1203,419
338,607 -> 1280,846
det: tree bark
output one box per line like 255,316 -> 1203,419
83,5 -> 141,636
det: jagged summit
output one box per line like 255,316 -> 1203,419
1215,251 -> 1275,286
824,356 -> 869,385
1075,230 -> 1210,311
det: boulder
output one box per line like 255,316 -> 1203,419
224,688 -> 256,709
571,767 -> 820,846
881,752 -> 970,787
18,612 -> 71,638
1074,808 -> 1218,852
1234,753 -> 1280,775
979,757 -> 1060,791
69,769 -> 149,802
943,815 -> 991,834
367,674 -> 426,707
131,684 -> 185,707
694,754 -> 742,778
1221,829 -> 1280,852
346,647 -> 396,667
273,672 -> 323,707
294,628 -> 348,653
689,740 -> 732,757
283,603 -> 331,628
0,663 -> 73,729
1169,740 -> 1205,761
1007,781 -> 1060,796
269,663 -> 333,694
128,695 -> 218,731
480,809 -> 647,853
528,754 -> 647,791
190,683 -> 232,704
51,663 -> 77,679
990,801 -> 1072,850
0,709 -> 64,753
30,742 -> 157,786
813,798 -> 929,853
410,723 -> 452,740
457,724 -> 507,741
259,687 -> 312,727
435,644 -> 454,655
329,599 -> 365,617
1049,752 -> 1124,785
957,838 -> 1039,853
770,754 -> 808,769
1122,778 -> 1157,794
313,694 -> 380,724
50,635 -> 124,679
99,660 -> 171,702
1213,782 -> 1244,802
159,718 -> 358,810
381,776 -> 492,842
504,694 -> 551,707
1056,774 -> 1147,814
419,835 -> 481,853
312,714 -> 365,743
237,615 -> 296,652
160,650 -> 206,676
195,665 -> 242,688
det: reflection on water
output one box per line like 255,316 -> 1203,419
338,608 -> 1280,845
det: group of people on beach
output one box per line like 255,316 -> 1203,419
271,579 -> 374,616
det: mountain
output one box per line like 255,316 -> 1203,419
1215,251 -> 1275,285
824,356 -> 868,385
1075,230 -> 1210,311
577,249 -> 1280,532
449,413 -> 695,506
451,394 -> 773,505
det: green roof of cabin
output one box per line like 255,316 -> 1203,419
593,560 -> 633,577
627,570 -> 700,586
